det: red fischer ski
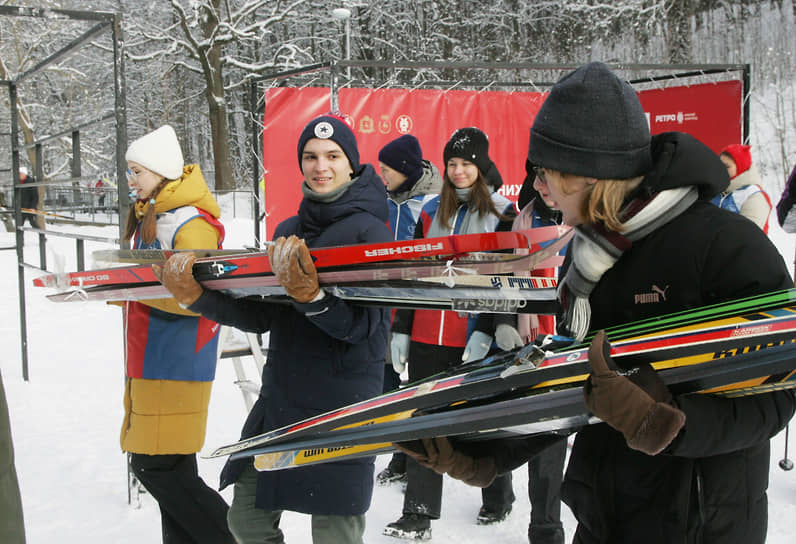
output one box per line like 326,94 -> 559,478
33,225 -> 570,289
43,231 -> 572,303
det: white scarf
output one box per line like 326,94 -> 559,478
559,186 -> 698,342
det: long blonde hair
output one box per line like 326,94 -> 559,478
555,173 -> 643,232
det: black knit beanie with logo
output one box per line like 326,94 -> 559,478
297,114 -> 360,173
443,127 -> 492,176
528,61 -> 652,179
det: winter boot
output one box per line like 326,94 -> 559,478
476,504 -> 512,525
377,453 -> 408,485
383,513 -> 432,541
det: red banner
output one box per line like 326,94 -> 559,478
640,80 -> 742,153
262,81 -> 742,239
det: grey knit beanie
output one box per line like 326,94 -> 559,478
528,62 -> 652,179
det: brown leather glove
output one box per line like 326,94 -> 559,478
584,330 -> 686,456
153,252 -> 203,307
268,235 -> 320,303
394,437 -> 497,488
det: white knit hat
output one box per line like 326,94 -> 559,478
125,125 -> 184,180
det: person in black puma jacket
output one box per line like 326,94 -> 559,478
397,62 -> 796,544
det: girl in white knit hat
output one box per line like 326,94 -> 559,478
120,125 -> 233,543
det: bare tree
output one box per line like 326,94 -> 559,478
123,0 -> 311,191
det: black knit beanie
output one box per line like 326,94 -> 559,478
443,127 -> 491,175
379,135 -> 423,178
528,62 -> 652,179
297,115 -> 360,173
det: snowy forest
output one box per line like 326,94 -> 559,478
1,0 -> 795,197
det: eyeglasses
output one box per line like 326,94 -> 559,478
532,166 -> 550,185
125,169 -> 138,183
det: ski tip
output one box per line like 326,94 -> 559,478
199,449 -> 221,460
33,273 -> 70,290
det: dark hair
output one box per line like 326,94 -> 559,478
123,179 -> 170,244
436,170 -> 510,230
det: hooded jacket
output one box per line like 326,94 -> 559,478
558,133 -> 795,543
712,162 -> 772,233
478,133 -> 794,543
191,164 -> 392,516
121,164 -> 224,455
387,159 -> 443,241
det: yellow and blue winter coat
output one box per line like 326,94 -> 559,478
120,164 -> 224,455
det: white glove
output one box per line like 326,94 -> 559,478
495,323 -> 525,351
462,330 -> 492,362
391,332 -> 410,374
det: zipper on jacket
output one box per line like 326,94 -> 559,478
438,206 -> 464,345
391,197 -> 401,239
695,464 -> 705,543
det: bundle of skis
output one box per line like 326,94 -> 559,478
30,230 -> 796,470
33,225 -> 573,314
205,288 -> 796,471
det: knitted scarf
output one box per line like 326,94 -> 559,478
559,186 -> 698,342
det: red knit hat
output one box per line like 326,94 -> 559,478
721,144 -> 752,177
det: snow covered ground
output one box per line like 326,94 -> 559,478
2,213 -> 796,543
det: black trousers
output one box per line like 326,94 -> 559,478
528,437 -> 567,543
402,342 -> 514,519
129,453 -> 235,544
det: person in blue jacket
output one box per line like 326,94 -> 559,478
158,114 -> 392,544
376,134 -> 443,486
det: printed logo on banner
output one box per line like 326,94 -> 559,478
359,116 -> 375,133
396,115 -> 413,134
351,114 -> 414,135
378,115 -> 391,134
654,111 -> 699,124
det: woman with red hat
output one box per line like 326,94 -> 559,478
714,143 -> 772,233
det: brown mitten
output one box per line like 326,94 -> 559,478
268,235 -> 320,303
153,252 -> 203,307
394,437 -> 497,488
584,330 -> 686,455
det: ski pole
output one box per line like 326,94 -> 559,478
779,424 -> 793,471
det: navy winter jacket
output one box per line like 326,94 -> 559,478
192,164 -> 392,516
